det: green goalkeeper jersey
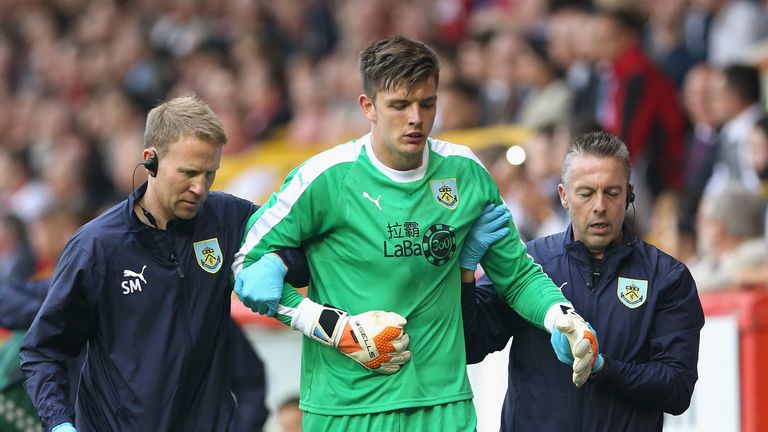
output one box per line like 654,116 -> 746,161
234,134 -> 567,416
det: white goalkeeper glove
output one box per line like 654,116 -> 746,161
548,304 -> 599,387
290,299 -> 411,374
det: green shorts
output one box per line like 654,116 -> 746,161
302,399 -> 476,432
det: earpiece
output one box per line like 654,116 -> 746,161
143,151 -> 158,177
625,184 -> 635,209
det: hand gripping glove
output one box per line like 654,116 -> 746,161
550,305 -> 599,387
291,299 -> 411,374
52,423 -> 78,432
234,253 -> 287,317
459,203 -> 511,270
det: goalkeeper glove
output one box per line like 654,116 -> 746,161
549,305 -> 599,387
291,299 -> 411,374
459,204 -> 511,270
234,253 -> 287,317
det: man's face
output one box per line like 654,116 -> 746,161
147,136 -> 222,222
558,154 -> 628,258
709,70 -> 741,123
748,127 -> 768,179
590,15 -> 627,63
359,77 -> 437,170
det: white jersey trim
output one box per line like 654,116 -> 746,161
232,139 -> 364,275
428,137 -> 488,171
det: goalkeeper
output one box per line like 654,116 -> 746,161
232,36 -> 598,431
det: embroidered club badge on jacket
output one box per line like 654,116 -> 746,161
617,277 -> 648,309
194,238 -> 223,274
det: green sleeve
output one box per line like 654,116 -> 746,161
475,170 -> 567,329
274,283 -> 305,327
237,164 -> 338,270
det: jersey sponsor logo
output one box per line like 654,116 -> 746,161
382,221 -> 457,266
430,178 -> 459,210
122,265 -> 147,295
194,238 -> 223,274
617,277 -> 648,308
421,224 -> 457,266
383,221 -> 423,257
362,191 -> 382,210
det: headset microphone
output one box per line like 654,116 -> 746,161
130,151 -> 160,228
143,152 -> 159,177
625,184 -> 635,210
140,206 -> 158,228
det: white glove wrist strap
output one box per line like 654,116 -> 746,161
290,298 -> 348,346
290,298 -> 321,335
544,302 -> 574,333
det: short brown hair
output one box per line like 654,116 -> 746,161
144,93 -> 227,156
359,36 -> 440,99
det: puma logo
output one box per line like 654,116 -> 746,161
123,265 -> 147,284
296,172 -> 308,189
362,192 -> 382,210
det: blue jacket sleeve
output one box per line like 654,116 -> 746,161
462,274 -> 526,364
0,278 -> 50,330
274,248 -> 310,288
19,245 -> 97,431
229,319 -> 268,432
591,266 -> 704,415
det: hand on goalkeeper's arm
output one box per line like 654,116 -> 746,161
460,203 -> 511,271
234,253 -> 287,317
291,299 -> 411,374
548,305 -> 600,387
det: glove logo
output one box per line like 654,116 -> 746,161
430,178 -> 459,210
421,224 -> 457,266
617,277 -> 648,309
193,238 -> 223,274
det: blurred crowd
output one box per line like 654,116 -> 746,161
1,0 -> 768,305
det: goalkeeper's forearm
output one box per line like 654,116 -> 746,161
273,282 -> 306,327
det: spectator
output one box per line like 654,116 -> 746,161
589,8 -> 687,199
704,0 -> 768,67
706,64 -> 764,194
517,37 -> 574,128
0,148 -> 52,224
677,63 -> 721,261
690,183 -> 768,291
642,0 -> 703,87
0,213 -> 34,285
479,30 -> 526,125
434,79 -> 482,132
748,115 -> 768,204
546,4 -> 600,119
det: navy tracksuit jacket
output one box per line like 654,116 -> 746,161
19,184 -> 295,432
463,225 -> 704,432
1,277 -> 269,432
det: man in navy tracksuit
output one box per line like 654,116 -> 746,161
462,131 -> 704,431
19,95 -> 304,432
1,278 -> 270,432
